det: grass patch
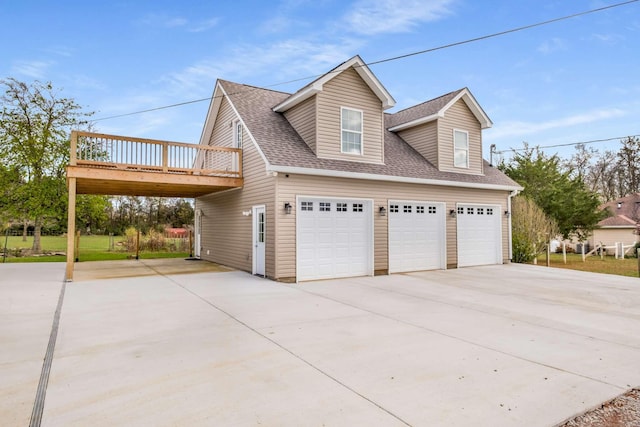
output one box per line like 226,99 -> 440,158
1,235 -> 191,263
534,253 -> 640,278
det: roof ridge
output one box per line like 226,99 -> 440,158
219,79 -> 292,96
388,87 -> 466,115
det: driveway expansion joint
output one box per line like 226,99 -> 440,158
29,279 -> 66,427
141,262 -> 413,426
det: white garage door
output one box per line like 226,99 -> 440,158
389,201 -> 446,273
457,204 -> 502,267
297,198 -> 373,281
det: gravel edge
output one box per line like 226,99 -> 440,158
555,388 -> 640,427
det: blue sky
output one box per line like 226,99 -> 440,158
2,0 -> 639,161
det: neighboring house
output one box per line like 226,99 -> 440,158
194,55 -> 521,282
589,193 -> 640,252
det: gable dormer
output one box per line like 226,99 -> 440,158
388,88 -> 491,175
273,56 -> 395,164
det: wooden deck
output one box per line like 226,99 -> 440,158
67,131 -> 243,197
65,131 -> 243,281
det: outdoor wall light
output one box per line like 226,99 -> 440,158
504,210 -> 511,217
379,206 -> 387,216
449,209 -> 457,217
284,202 -> 292,214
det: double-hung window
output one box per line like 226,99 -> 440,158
341,107 -> 362,155
454,129 -> 469,168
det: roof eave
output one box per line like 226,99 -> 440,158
198,81 -> 225,146
268,165 -> 522,192
272,85 -> 321,113
273,55 -> 396,113
454,90 -> 493,129
387,88 -> 493,131
388,113 -> 442,132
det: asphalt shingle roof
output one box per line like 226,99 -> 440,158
598,193 -> 640,227
220,79 -> 520,189
385,89 -> 464,129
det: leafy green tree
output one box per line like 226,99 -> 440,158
0,78 -> 91,251
0,164 -> 21,225
500,146 -> 604,240
76,195 -> 110,234
168,199 -> 194,228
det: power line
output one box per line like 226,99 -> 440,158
366,0 -> 639,67
92,0 -> 639,123
494,134 -> 640,155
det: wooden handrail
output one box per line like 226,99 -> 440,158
69,130 -> 242,178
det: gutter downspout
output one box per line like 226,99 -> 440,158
507,189 -> 520,262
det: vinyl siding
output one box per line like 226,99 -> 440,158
398,121 -> 438,167
197,97 -> 276,277
275,173 -> 510,280
284,96 -> 317,153
590,228 -> 639,249
316,67 -> 384,164
438,100 -> 483,175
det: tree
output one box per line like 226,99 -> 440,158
0,78 -> 91,251
616,136 -> 640,196
500,146 -> 604,240
76,195 -> 110,234
170,199 -> 194,228
511,195 -> 559,263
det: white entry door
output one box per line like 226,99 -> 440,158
457,204 -> 502,267
297,197 -> 373,281
389,201 -> 446,273
253,205 -> 265,276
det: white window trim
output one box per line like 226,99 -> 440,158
340,107 -> 363,156
453,129 -> 469,169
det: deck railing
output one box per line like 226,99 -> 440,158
70,131 -> 242,177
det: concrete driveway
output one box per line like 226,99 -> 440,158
2,262 -> 640,426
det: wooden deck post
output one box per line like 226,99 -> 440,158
65,177 -> 77,281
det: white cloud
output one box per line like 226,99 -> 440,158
258,15 -> 294,34
590,33 -> 624,44
139,14 -> 219,32
489,108 -> 627,139
343,0 -> 455,35
537,37 -> 568,54
45,45 -> 74,57
188,18 -> 219,33
159,38 -> 363,96
11,60 -> 54,79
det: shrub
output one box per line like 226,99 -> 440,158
512,233 -> 536,263
143,229 -> 165,251
124,227 -> 138,252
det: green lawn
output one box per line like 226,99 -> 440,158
535,253 -> 640,278
1,235 -> 190,263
